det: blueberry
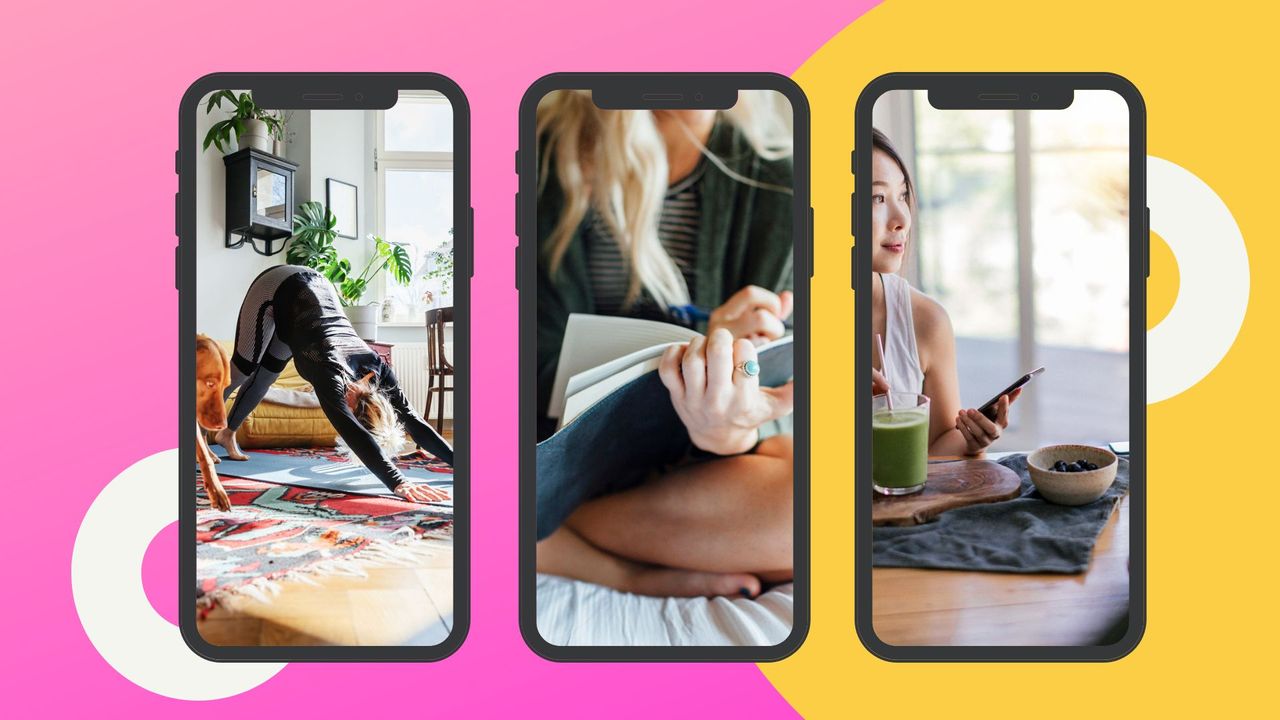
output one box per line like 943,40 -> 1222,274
1084,461 -> 1098,471
1067,462 -> 1082,472
1054,461 -> 1067,472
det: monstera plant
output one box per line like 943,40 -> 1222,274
284,201 -> 411,341
286,200 -> 412,304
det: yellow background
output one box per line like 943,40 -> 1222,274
773,0 -> 1275,715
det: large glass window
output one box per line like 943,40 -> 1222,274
891,90 -> 1128,448
376,91 -> 454,323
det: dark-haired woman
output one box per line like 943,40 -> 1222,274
870,128 -> 1020,456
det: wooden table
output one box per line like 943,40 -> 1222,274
871,458 -> 1130,647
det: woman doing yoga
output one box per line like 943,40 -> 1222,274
213,264 -> 453,503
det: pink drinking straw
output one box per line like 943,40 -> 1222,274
875,333 -> 893,411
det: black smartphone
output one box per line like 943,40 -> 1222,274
977,366 -> 1045,420
853,73 -> 1145,661
518,73 -> 811,661
179,73 -> 470,661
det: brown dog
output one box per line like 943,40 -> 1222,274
196,335 -> 232,511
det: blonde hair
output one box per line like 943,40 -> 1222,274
338,377 -> 406,459
537,90 -> 793,309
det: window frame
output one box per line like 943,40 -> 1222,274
374,90 -> 455,325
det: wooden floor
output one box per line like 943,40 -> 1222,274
872,495 -> 1129,647
198,538 -> 454,647
198,427 -> 455,648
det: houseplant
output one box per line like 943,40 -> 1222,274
285,201 -> 412,340
203,90 -> 284,154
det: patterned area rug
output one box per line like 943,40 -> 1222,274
196,448 -> 453,610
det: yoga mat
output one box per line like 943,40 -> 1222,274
211,446 -> 452,506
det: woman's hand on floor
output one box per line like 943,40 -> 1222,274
393,481 -> 449,504
707,285 -> 793,345
955,387 -> 1022,455
659,328 -> 794,455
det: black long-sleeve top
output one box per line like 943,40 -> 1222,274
274,268 -> 454,490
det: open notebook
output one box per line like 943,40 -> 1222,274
536,313 -> 794,540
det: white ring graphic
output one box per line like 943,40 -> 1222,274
72,450 -> 284,700
1147,155 -> 1249,404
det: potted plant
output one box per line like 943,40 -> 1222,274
285,201 -> 412,340
203,90 -> 284,155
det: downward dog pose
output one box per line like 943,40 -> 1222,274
214,265 -> 453,503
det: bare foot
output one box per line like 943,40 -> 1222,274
623,565 -> 761,599
212,427 -> 248,461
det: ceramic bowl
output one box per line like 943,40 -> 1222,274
1026,444 -> 1119,506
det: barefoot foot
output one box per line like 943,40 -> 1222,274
213,427 -> 248,461
623,566 -> 761,599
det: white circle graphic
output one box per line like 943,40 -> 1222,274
1147,155 -> 1249,404
72,450 -> 284,700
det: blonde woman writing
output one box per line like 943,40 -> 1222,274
535,91 -> 795,599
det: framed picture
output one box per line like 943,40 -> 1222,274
326,178 -> 358,239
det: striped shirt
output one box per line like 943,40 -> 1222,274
584,158 -> 706,322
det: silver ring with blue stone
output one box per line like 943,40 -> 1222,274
736,359 -> 760,378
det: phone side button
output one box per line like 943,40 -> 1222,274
850,149 -> 856,175
850,192 -> 857,238
808,207 -> 815,278
515,149 -> 520,174
514,192 -> 520,236
469,207 -> 476,278
174,245 -> 180,291
1144,206 -> 1151,278
851,245 -> 856,291
175,192 -> 180,236
175,149 -> 180,175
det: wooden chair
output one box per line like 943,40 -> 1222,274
424,306 -> 454,433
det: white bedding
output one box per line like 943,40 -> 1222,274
535,573 -> 794,647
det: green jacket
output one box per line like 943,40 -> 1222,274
537,119 -> 795,440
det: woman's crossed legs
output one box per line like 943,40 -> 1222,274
536,434 -> 793,598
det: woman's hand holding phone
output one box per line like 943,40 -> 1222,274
707,286 -> 793,345
955,387 -> 1022,455
659,328 -> 794,455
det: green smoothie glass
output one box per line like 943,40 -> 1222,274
872,392 -> 931,495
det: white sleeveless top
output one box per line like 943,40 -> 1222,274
878,272 -> 925,394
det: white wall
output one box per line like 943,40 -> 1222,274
195,102 -> 371,340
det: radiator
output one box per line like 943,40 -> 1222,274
390,342 -> 453,420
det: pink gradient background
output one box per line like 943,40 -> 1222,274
0,0 -> 876,714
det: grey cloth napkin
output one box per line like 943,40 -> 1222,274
872,455 -> 1130,574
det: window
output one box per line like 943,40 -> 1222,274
880,90 -> 1129,448
375,91 -> 454,324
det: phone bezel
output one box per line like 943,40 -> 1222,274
178,72 -> 471,662
517,73 -> 812,662
853,72 -> 1146,662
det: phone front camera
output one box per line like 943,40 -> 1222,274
694,93 -> 704,102
355,92 -> 365,102
1031,93 -> 1040,102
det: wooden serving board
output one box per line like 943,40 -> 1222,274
872,458 -> 1022,526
